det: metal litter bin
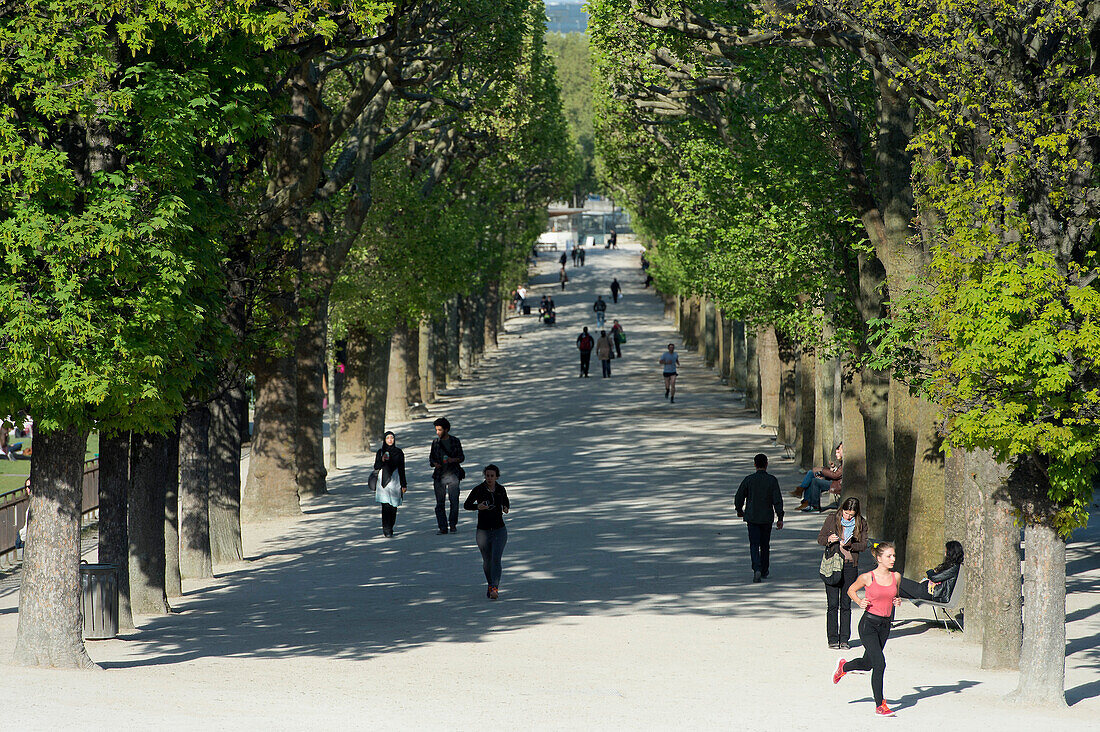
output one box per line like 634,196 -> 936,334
80,562 -> 119,640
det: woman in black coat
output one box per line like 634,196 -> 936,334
899,540 -> 963,602
373,431 -> 408,537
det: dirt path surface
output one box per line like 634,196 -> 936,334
2,241 -> 1098,730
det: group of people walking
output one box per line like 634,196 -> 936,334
734,452 -> 966,717
371,417 -> 511,600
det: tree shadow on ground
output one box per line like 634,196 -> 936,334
848,679 -> 980,711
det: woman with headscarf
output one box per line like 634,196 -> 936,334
374,431 -> 408,537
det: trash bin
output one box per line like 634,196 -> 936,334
522,304 -> 531,315
80,562 -> 119,640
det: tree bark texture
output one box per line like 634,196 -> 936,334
179,406 -> 213,581
209,383 -> 244,564
337,327 -> 375,455
403,321 -> 423,408
745,328 -> 760,416
703,298 -> 718,367
718,314 -> 732,383
386,324 -> 411,423
902,393 -> 946,577
982,484 -> 1022,669
842,367 -> 871,527
758,328 -> 780,428
12,426 -> 97,669
295,301 -> 328,499
961,449 -> 1010,647
458,295 -> 475,378
243,352 -> 301,520
163,429 -> 182,599
815,354 -> 835,469
419,318 -> 434,403
484,282 -> 500,351
777,335 -> 798,450
98,431 -> 134,629
446,297 -> 461,388
1012,523 -> 1068,706
798,352 -> 816,469
731,320 -> 747,391
129,432 -> 171,616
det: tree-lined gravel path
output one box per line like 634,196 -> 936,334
2,241 -> 1098,729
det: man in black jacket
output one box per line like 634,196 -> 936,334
429,417 -> 465,534
735,453 -> 784,582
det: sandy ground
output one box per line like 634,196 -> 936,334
2,240 -> 1098,731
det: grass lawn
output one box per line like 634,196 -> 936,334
0,433 -> 100,498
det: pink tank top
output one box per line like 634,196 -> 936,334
865,571 -> 897,617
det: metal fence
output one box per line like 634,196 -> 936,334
0,459 -> 99,568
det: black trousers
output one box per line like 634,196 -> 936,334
612,291 -> 619,303
579,351 -> 591,375
746,522 -> 773,575
614,340 -> 621,357
899,576 -> 936,601
844,612 -> 892,705
381,503 -> 397,535
824,562 -> 860,643
601,358 -> 611,377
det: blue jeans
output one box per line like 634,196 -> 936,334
746,522 -> 773,575
434,478 -> 461,530
595,311 -> 605,327
800,471 -> 832,509
476,527 -> 508,587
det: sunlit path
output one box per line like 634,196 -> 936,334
2,241 -> 1098,729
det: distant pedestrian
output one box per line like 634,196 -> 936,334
578,247 -> 586,266
464,464 -> 510,600
429,417 -> 466,534
596,330 -> 614,378
571,247 -> 578,266
559,251 -> 567,268
734,453 -> 784,583
609,227 -> 618,249
576,327 -> 594,377
593,295 -> 607,328
643,273 -> 653,288
610,278 -> 621,303
559,266 -> 568,290
659,343 -> 679,402
373,431 -> 408,538
818,497 -> 868,649
610,319 -> 624,358
832,542 -> 902,717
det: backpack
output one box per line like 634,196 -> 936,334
578,334 -> 594,351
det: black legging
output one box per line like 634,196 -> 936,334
899,576 -> 936,601
476,527 -> 508,587
844,612 -> 891,705
381,504 -> 397,535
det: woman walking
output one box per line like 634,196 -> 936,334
373,431 -> 408,537
817,497 -> 868,649
832,541 -> 902,717
463,464 -> 510,599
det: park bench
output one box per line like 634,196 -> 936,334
908,565 -> 966,632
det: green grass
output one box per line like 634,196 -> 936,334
0,433 -> 100,498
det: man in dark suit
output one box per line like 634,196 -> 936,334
735,453 -> 785,582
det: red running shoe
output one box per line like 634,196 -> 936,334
875,703 -> 895,716
833,659 -> 847,684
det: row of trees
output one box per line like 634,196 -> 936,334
1,0 -> 572,668
590,0 -> 1100,706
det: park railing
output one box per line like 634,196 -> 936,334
0,459 -> 99,569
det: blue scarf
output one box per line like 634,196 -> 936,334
840,515 -> 856,543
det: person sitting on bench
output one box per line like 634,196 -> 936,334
900,540 -> 963,603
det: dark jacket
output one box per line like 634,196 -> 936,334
577,332 -> 594,352
464,482 -> 510,530
593,299 -> 607,312
817,512 -> 868,566
926,563 -> 961,603
429,434 -> 465,481
818,462 -> 843,492
735,470 -> 784,525
373,445 -> 407,488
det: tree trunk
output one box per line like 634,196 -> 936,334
98,431 -> 134,629
295,300 -> 328,499
326,339 -> 338,471
759,328 -> 780,427
179,406 -> 213,581
982,482 -> 1022,669
745,328 -> 760,416
776,335 -> 798,448
12,426 -> 97,669
943,450 -> 966,550
459,295 -> 475,378
798,351 -> 816,469
386,324 -> 411,423
903,393 -> 946,577
483,282 -> 500,352
718,314 -> 732,384
364,332 -> 391,446
1011,522 -> 1068,707
703,298 -> 718,367
419,318 -> 434,403
243,352 -> 300,520
842,366 -> 871,524
815,354 -> 836,469
209,385 -> 244,565
731,320 -> 747,392
446,297 -> 461,388
163,429 -> 182,599
962,449 -> 1009,646
338,327 -> 374,454
129,432 -> 171,616
404,321 -> 423,408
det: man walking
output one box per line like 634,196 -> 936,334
735,453 -> 784,582
610,319 -> 624,358
559,265 -> 568,291
576,326 -> 595,377
559,251 -> 567,268
659,343 -> 679,402
610,277 -> 621,303
429,417 -> 466,534
596,330 -> 614,378
570,246 -> 578,266
593,295 -> 607,328
578,247 -> 586,266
